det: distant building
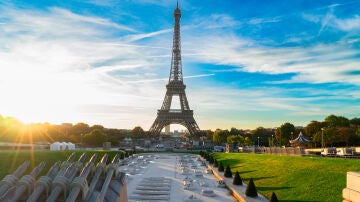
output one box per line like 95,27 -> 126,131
103,142 -> 111,150
174,130 -> 179,137
123,137 -> 132,144
165,125 -> 170,134
192,139 -> 199,146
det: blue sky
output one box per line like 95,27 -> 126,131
0,0 -> 359,131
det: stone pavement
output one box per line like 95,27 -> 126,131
207,162 -> 269,202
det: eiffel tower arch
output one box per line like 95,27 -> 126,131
149,2 -> 200,136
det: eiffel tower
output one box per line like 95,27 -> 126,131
149,1 -> 200,136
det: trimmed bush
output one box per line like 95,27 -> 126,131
218,162 -> 224,172
209,156 -> 214,164
213,159 -> 218,167
270,192 -> 278,202
245,178 -> 258,197
233,171 -> 243,185
224,165 -> 232,178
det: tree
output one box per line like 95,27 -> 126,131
338,127 -> 356,146
227,135 -> 244,147
251,127 -> 272,146
213,129 -> 229,145
350,118 -> 360,127
90,124 -> 105,131
107,135 -> 119,146
245,178 -> 258,197
233,171 -> 242,185
229,127 -> 241,135
323,127 -> 340,147
72,122 -> 90,136
224,165 -> 232,178
202,129 -> 214,140
131,126 -> 145,138
305,121 -> 324,137
83,129 -> 108,146
324,115 -> 350,128
244,137 -> 254,146
275,123 -> 295,146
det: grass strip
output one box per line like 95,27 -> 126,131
212,153 -> 360,201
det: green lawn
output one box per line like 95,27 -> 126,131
212,153 -> 360,202
0,150 -> 122,178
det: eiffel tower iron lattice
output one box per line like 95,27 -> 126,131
149,2 -> 200,136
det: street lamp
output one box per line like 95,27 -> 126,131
257,136 -> 260,147
321,128 -> 325,149
271,135 -> 274,147
280,132 -> 282,147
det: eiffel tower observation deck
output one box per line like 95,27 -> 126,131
149,1 -> 200,136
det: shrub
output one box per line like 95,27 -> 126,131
209,156 -> 214,164
270,192 -> 278,202
233,171 -> 242,185
218,162 -> 224,172
213,159 -> 218,167
245,178 -> 258,197
224,165 -> 232,178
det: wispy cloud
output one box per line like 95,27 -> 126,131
248,17 -> 281,25
125,73 -> 215,83
303,10 -> 360,32
206,14 -> 240,29
183,32 -> 360,86
78,0 -> 118,7
121,28 -> 172,42
50,8 -> 136,32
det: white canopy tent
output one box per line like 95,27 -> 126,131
50,142 -> 75,151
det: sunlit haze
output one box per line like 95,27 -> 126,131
0,0 -> 359,130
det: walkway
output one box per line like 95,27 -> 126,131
119,153 -> 234,202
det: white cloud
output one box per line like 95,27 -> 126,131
0,6 -> 169,127
121,28 -> 172,42
248,17 -> 281,25
303,12 -> 360,32
131,0 -> 178,7
189,85 -> 359,129
190,14 -> 240,30
78,0 -> 118,7
183,33 -> 360,86
334,15 -> 360,31
50,8 -> 136,32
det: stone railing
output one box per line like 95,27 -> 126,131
343,171 -> 360,202
0,152 -> 127,202
240,146 -> 307,156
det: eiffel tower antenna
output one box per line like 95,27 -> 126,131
149,1 -> 200,136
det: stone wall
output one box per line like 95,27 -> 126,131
343,171 -> 360,202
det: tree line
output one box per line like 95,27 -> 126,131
0,114 -> 142,146
208,115 -> 360,147
1,114 -> 359,147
